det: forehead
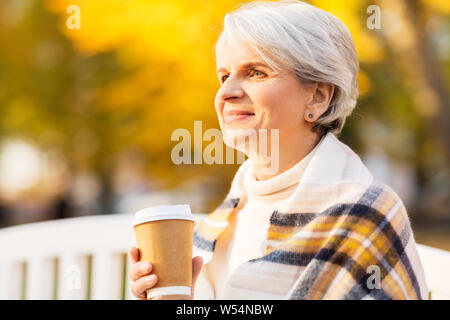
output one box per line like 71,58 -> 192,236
216,38 -> 263,69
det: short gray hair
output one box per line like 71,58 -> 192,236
215,0 -> 359,136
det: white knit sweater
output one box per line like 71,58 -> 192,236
195,145 -> 317,299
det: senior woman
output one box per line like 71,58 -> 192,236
128,0 -> 428,300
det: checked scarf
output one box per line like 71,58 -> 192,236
193,132 -> 428,300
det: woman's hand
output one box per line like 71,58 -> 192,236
128,246 -> 204,300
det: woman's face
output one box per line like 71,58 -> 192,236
215,39 -> 315,154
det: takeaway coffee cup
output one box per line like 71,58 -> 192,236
132,204 -> 195,299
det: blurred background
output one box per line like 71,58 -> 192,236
0,0 -> 449,249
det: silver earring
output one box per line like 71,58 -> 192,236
308,113 -> 313,119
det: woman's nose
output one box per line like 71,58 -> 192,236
217,78 -> 245,102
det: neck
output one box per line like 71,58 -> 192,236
251,130 -> 321,181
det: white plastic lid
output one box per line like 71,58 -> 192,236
132,204 -> 195,227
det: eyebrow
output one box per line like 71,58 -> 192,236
217,61 -> 271,73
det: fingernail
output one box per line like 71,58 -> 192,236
141,263 -> 148,272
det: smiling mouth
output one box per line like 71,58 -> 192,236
224,114 -> 254,123
223,110 -> 255,124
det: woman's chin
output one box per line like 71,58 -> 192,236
223,120 -> 257,132
223,128 -> 258,153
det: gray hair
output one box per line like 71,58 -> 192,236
215,0 -> 359,136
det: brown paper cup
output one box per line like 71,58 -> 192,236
133,205 -> 195,299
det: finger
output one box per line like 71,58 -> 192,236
134,291 -> 147,300
129,261 -> 153,282
150,295 -> 163,300
131,281 -> 147,300
192,256 -> 203,285
190,256 -> 203,298
129,246 -> 140,264
131,274 -> 158,299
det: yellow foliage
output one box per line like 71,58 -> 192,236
357,70 -> 371,97
311,0 -> 384,64
421,0 -> 450,14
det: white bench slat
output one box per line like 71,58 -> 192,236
58,254 -> 89,300
124,254 -> 137,300
27,257 -> 55,300
0,261 -> 24,300
417,244 -> 450,299
91,252 -> 124,300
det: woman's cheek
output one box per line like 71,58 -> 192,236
214,101 -> 224,127
256,97 -> 280,128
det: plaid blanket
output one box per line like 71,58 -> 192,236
193,133 -> 428,299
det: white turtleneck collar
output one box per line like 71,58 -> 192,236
243,135 -> 324,197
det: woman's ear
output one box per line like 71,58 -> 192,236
304,82 -> 335,122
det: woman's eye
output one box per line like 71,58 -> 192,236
249,69 -> 266,78
220,75 -> 229,83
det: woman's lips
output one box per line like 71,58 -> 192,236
223,110 -> 255,124
224,114 -> 254,123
